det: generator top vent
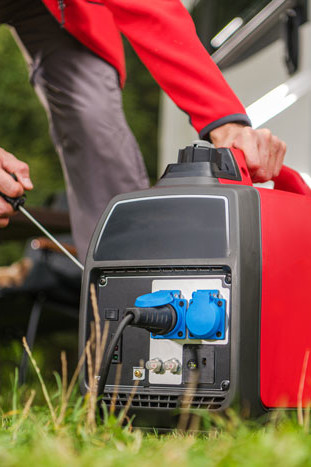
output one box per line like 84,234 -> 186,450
162,142 -> 242,181
99,265 -> 231,276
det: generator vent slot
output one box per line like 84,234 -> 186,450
100,266 -> 229,276
102,392 -> 226,410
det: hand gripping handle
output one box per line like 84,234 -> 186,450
0,173 -> 26,210
224,148 -> 311,196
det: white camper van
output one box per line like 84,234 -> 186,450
159,0 -> 311,181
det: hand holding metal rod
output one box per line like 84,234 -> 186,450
0,174 -> 84,272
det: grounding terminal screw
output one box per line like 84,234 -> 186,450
133,367 -> 145,380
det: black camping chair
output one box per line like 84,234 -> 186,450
0,193 -> 82,384
0,235 -> 82,385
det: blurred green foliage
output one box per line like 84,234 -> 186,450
0,27 -> 64,206
123,39 -> 159,184
0,25 -> 64,265
0,26 -> 159,265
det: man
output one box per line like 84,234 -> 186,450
0,0 -> 286,261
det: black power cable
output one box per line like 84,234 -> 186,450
97,312 -> 134,396
97,305 -> 177,396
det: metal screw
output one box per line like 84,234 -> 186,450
134,369 -> 143,378
179,301 -> 184,307
99,276 -> 107,286
133,367 -> 145,380
217,300 -> 222,307
221,380 -> 230,391
178,331 -> 183,337
225,274 -> 231,284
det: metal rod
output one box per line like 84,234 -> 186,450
18,205 -> 84,272
212,0 -> 295,67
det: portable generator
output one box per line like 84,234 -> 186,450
79,141 -> 311,429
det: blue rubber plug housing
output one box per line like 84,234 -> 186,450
186,290 -> 226,340
134,290 -> 186,339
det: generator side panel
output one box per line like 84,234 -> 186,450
235,187 -> 263,415
259,188 -> 311,408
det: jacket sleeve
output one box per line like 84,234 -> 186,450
97,0 -> 251,139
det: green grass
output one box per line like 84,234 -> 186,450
1,312 -> 311,466
1,398 -> 311,467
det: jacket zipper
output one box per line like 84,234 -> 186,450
58,0 -> 66,27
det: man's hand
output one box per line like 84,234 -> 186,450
0,148 -> 33,227
209,123 -> 286,183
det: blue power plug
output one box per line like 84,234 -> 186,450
134,290 -> 187,339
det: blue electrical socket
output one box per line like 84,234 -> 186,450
134,290 -> 187,339
186,290 -> 226,340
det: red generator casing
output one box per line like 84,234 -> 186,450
79,141 -> 311,428
221,147 -> 311,412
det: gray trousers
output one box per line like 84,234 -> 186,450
1,0 -> 149,262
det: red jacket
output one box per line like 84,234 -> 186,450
41,0 -> 251,139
